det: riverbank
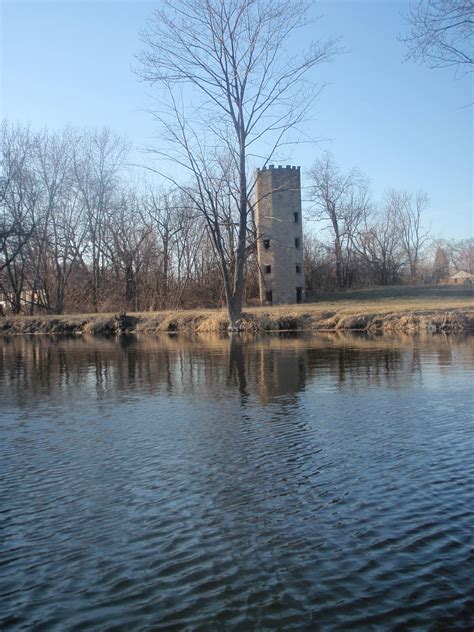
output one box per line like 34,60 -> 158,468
1,286 -> 473,335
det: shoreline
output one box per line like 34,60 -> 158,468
1,305 -> 473,336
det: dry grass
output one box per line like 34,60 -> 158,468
1,285 -> 473,336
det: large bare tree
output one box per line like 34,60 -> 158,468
137,0 -> 335,329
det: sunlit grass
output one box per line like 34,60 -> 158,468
2,285 -> 472,334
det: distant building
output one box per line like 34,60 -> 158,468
255,165 -> 304,305
448,270 -> 474,285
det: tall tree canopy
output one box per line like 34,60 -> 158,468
137,0 -> 336,328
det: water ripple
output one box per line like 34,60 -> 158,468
1,334 -> 473,630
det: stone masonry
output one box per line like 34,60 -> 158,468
255,165 -> 304,305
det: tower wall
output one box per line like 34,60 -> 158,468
255,165 -> 304,305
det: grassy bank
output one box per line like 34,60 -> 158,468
1,285 -> 473,336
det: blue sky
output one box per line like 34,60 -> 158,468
1,0 -> 472,238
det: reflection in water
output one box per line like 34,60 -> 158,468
1,332 -> 473,630
2,332 -> 472,407
228,336 -> 247,397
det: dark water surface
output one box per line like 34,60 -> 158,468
1,333 -> 473,631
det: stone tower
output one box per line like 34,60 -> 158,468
255,165 -> 304,305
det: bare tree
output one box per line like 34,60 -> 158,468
28,127 -> 90,314
104,189 -> 151,311
402,0 -> 474,72
172,200 -> 208,308
439,236 -> 474,272
141,188 -> 198,310
0,123 -> 41,312
303,235 -> 336,294
308,152 -> 371,288
454,237 -> 474,272
387,189 -> 431,282
431,243 -> 450,281
353,201 -> 404,285
137,0 -> 336,329
73,129 -> 129,311
0,122 -> 38,278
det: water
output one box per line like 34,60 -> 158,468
1,333 -> 473,630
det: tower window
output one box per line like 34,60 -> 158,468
263,239 -> 270,250
294,212 -> 299,223
264,265 -> 272,274
296,264 -> 301,274
265,290 -> 273,304
296,287 -> 303,304
295,237 -> 300,249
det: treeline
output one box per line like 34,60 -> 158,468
0,121 -> 236,314
1,121 -> 472,315
304,234 -> 473,296
304,152 -> 472,294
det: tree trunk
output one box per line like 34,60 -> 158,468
227,297 -> 240,332
334,235 -> 343,288
228,138 -> 247,331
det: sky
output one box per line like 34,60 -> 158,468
0,0 -> 472,239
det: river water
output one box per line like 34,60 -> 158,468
1,333 -> 473,630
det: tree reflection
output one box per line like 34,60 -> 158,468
227,336 -> 247,398
0,333 -> 473,410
